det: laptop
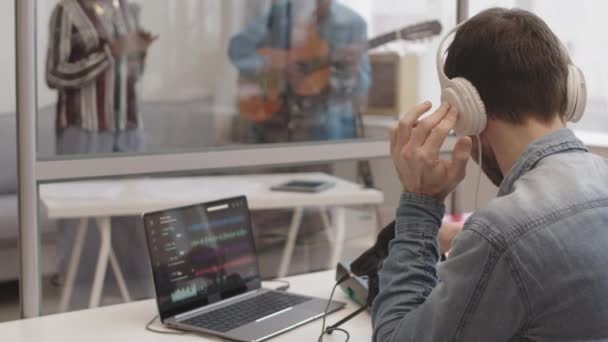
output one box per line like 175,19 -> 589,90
142,196 -> 345,342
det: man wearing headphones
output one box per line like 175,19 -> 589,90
372,8 -> 608,341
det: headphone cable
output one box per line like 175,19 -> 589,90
318,274 -> 351,342
474,135 -> 483,209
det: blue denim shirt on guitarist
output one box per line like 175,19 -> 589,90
372,128 -> 608,341
228,0 -> 371,141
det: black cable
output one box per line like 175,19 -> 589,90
318,274 -> 350,342
145,315 -> 234,341
326,304 -> 369,333
145,315 -> 185,335
327,327 -> 350,342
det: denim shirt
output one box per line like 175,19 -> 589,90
372,128 -> 608,341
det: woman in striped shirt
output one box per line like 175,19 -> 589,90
46,0 -> 155,154
46,0 -> 157,299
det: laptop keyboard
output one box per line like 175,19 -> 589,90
182,291 -> 312,333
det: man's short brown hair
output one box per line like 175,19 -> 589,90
444,8 -> 570,124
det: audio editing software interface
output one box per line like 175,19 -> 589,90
145,197 -> 261,313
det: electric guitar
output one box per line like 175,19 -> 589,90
237,20 -> 443,122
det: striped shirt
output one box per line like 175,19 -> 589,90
46,0 -> 145,132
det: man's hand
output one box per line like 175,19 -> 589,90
110,31 -> 157,56
390,102 -> 473,201
137,31 -> 158,50
331,43 -> 366,67
258,48 -> 290,73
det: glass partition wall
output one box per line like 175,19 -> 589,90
16,0 -> 459,318
37,0 -> 457,158
0,0 -> 21,323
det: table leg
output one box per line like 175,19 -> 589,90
109,247 -> 132,303
89,217 -> 112,308
372,204 -> 382,234
370,204 -> 382,235
320,208 -> 335,247
58,218 -> 88,313
277,207 -> 304,278
329,207 -> 347,269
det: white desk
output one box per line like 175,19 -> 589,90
39,173 -> 383,312
0,271 -> 372,342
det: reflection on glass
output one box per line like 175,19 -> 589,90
229,0 -> 371,143
45,0 -> 156,156
37,0 -> 452,157
44,0 -> 158,312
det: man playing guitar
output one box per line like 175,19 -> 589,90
228,0 -> 371,143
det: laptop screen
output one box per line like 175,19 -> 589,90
143,196 -> 262,320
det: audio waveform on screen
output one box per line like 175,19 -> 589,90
190,240 -> 252,264
191,229 -> 248,247
170,284 -> 197,303
189,215 -> 246,232
194,255 -> 256,277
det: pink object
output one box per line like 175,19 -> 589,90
443,212 -> 472,225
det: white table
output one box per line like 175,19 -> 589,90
0,271 -> 372,342
39,173 -> 383,312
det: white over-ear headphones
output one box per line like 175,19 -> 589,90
437,23 -> 588,136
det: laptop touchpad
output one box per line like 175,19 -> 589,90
229,306 -> 319,341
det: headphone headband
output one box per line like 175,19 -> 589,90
437,19 -> 586,131
436,23 -> 463,87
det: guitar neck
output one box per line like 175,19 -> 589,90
366,21 -> 442,50
367,31 -> 398,50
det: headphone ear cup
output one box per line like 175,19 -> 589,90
565,64 -> 587,123
441,77 -> 487,136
